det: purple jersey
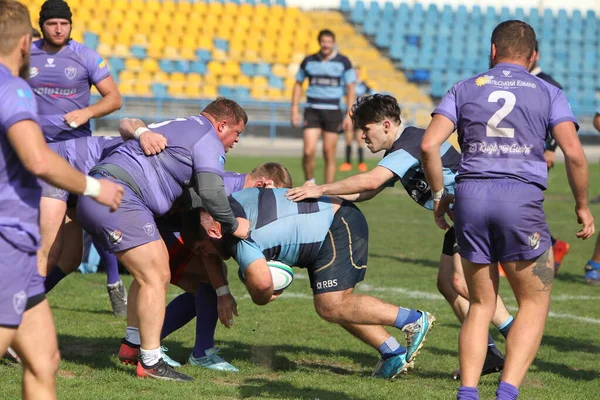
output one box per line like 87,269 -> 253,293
99,115 -> 226,216
224,172 -> 247,196
49,136 -> 123,174
434,62 -> 577,189
0,64 -> 42,252
29,39 -> 110,142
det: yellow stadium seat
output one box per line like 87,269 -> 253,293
254,4 -> 269,17
148,37 -> 165,50
119,70 -> 136,84
146,47 -> 162,59
107,9 -> 124,24
250,87 -> 267,100
163,46 -> 180,60
267,88 -> 285,100
141,58 -> 158,73
185,84 -> 202,98
131,34 -> 148,47
207,61 -> 223,76
271,64 -> 287,78
243,50 -> 259,63
87,20 -> 103,34
207,2 -> 223,15
168,83 -> 185,97
170,72 -> 185,83
145,0 -> 161,13
204,74 -> 219,86
274,52 -> 291,65
124,58 -> 141,72
134,82 -> 152,97
223,61 -> 240,76
212,49 -> 228,62
153,71 -> 169,84
216,25 -> 232,39
188,73 -> 203,85
223,3 -> 239,14
137,70 -> 152,84
239,3 -> 253,15
202,85 -> 218,98
219,75 -> 236,86
197,36 -> 213,50
128,0 -> 145,11
252,76 -> 268,89
180,48 -> 196,61
236,75 -> 251,88
70,30 -> 83,44
118,82 -> 135,96
96,43 -> 112,58
112,44 -> 130,58
192,2 -> 207,14
176,1 -> 192,14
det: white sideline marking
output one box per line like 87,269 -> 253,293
505,306 -> 600,325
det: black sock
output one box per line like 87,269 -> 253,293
345,145 -> 351,164
358,147 -> 364,163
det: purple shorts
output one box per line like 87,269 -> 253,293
454,179 -> 551,264
0,235 -> 45,328
39,179 -> 78,207
76,177 -> 160,253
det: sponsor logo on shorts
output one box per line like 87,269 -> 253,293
108,230 -> 123,244
529,232 -> 541,250
52,188 -> 67,198
12,291 -> 27,315
316,279 -> 338,290
143,222 -> 156,237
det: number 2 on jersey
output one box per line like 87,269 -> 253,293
486,90 -> 516,138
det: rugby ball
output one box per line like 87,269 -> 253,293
267,260 -> 294,292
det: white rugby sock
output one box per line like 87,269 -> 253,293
125,327 -> 140,346
140,347 -> 162,366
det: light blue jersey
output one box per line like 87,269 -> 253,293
228,188 -> 336,272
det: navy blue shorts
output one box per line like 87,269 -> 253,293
310,202 -> 369,295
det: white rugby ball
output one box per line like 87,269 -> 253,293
267,260 -> 294,292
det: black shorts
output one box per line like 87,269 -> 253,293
442,226 -> 459,256
309,202 -> 369,295
304,107 -> 343,133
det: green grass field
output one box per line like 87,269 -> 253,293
3,156 -> 600,400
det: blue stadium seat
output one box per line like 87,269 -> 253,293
218,86 -> 235,97
514,7 -> 525,21
151,83 -> 167,98
375,28 -> 391,48
176,60 -> 191,74
195,49 -> 212,62
351,0 -> 366,24
383,1 -> 395,17
214,38 -> 229,52
269,76 -> 284,89
130,45 -> 146,59
234,87 -> 251,99
255,63 -> 271,77
340,0 -> 351,13
275,0 -> 286,6
240,62 -> 255,76
108,57 -> 125,73
499,7 -> 511,21
159,60 -> 176,74
83,32 -> 99,50
191,61 -> 207,75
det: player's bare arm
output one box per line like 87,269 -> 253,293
63,76 -> 122,128
118,118 -> 167,155
342,82 -> 355,132
421,114 -> 456,230
8,120 -> 123,211
291,82 -> 303,128
552,121 -> 595,239
286,166 -> 393,201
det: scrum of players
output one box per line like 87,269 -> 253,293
0,1 -> 594,399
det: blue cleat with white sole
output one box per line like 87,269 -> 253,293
188,347 -> 239,372
402,310 -> 436,362
371,353 -> 414,380
160,346 -> 181,368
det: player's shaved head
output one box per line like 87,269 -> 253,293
0,0 -> 32,56
202,97 -> 248,125
249,163 -> 293,188
491,20 -> 536,63
351,94 -> 402,131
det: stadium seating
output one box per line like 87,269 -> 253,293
22,0 -> 432,125
346,1 -> 599,117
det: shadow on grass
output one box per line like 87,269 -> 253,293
52,306 -> 113,316
370,253 -> 439,268
533,359 -> 600,381
552,271 -> 586,284
239,378 -> 366,399
541,334 -> 600,354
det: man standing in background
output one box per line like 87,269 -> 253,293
291,29 -> 355,184
28,0 -> 125,316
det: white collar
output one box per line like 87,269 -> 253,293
530,66 -> 542,76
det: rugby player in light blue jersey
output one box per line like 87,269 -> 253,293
195,188 -> 434,380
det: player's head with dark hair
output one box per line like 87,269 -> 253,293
32,28 -> 42,40
39,0 -> 72,48
0,0 -> 33,79
248,162 -> 293,189
317,29 -> 336,57
202,97 -> 248,153
350,94 -> 402,153
490,20 -> 537,67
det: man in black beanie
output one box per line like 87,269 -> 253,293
29,0 -> 127,318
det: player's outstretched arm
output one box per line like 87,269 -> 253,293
553,121 -> 595,239
118,118 -> 167,156
421,114 -> 455,230
286,166 -> 393,201
8,120 -> 123,211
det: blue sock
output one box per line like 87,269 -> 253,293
394,308 -> 422,329
161,292 -> 196,340
495,381 -> 519,400
497,316 -> 514,339
377,336 -> 406,359
587,260 -> 600,269
94,241 -> 120,285
457,386 -> 479,400
192,283 -> 218,358
44,266 -> 66,293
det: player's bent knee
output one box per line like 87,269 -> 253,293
25,348 -> 60,381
